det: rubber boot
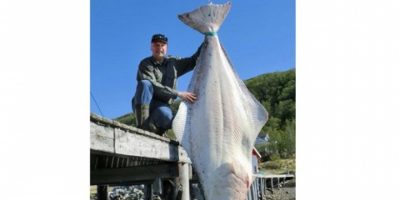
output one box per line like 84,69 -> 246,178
135,104 -> 149,128
144,120 -> 166,136
135,105 -> 166,136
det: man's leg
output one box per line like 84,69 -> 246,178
147,101 -> 173,135
132,80 -> 153,128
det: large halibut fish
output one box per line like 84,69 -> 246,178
173,2 -> 268,200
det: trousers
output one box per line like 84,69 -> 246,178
132,80 -> 173,130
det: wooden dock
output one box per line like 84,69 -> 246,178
90,113 -> 295,200
90,113 -> 192,199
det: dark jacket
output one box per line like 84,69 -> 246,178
136,44 -> 202,104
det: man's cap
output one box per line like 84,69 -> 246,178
151,34 -> 168,44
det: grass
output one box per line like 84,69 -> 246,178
259,158 -> 296,175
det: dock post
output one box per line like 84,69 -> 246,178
179,162 -> 190,200
146,184 -> 152,200
97,185 -> 108,200
152,177 -> 163,197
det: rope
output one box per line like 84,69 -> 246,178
91,91 -> 105,116
204,32 -> 217,36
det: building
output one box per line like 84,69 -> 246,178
252,148 -> 262,173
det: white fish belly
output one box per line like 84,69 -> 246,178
173,35 -> 268,200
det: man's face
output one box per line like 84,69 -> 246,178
151,42 -> 167,60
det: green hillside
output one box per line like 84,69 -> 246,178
246,69 -> 295,160
115,68 -> 296,159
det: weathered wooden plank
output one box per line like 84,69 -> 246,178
90,121 -> 115,153
114,128 -> 180,161
91,164 -> 179,185
91,113 -> 171,143
90,113 -> 191,162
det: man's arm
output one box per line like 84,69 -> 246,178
138,61 -> 197,104
138,62 -> 178,101
175,42 -> 205,77
177,92 -> 197,103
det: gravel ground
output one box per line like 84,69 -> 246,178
265,186 -> 296,200
264,179 -> 295,200
90,181 -> 296,200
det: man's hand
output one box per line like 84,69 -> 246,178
178,92 -> 197,103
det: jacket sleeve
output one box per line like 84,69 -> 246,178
137,62 -> 178,101
175,42 -> 203,77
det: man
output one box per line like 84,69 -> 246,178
132,33 -> 203,135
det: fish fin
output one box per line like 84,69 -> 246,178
177,2 -> 231,34
172,101 -> 188,143
221,43 -> 269,135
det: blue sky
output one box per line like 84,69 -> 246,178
91,0 -> 295,119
